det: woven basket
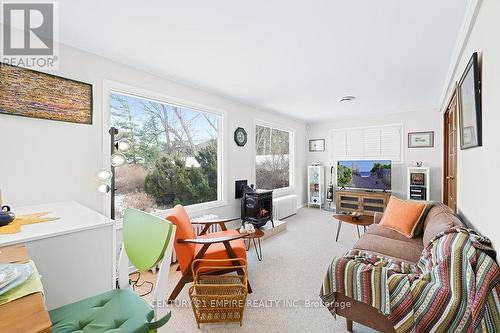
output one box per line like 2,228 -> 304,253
188,258 -> 248,328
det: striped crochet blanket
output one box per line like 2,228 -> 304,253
320,228 -> 500,332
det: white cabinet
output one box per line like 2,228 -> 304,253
307,166 -> 324,208
0,202 -> 115,310
330,124 -> 403,162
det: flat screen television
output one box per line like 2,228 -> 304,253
337,160 -> 391,191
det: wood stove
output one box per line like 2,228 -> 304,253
241,186 -> 274,228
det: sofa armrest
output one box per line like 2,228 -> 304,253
373,212 -> 384,224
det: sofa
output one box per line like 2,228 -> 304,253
335,202 -> 464,333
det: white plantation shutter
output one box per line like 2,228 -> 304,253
381,125 -> 402,162
363,128 -> 381,157
330,130 -> 347,159
346,129 -> 364,158
329,124 -> 402,162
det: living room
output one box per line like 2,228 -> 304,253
0,1 -> 499,332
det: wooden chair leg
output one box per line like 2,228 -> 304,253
168,275 -> 191,302
346,319 -> 353,332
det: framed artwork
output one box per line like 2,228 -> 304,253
408,131 -> 434,148
0,62 -> 93,124
309,139 -> 325,152
458,52 -> 482,149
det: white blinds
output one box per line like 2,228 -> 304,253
329,124 -> 402,162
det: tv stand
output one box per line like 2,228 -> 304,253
335,189 -> 391,216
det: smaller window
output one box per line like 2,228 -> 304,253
255,124 -> 293,190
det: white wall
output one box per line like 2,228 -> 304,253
306,110 -> 442,200
0,28 -> 308,219
439,0 -> 500,249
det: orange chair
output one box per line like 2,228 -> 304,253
166,205 -> 252,302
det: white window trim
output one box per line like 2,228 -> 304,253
253,119 -> 296,195
102,80 -> 227,220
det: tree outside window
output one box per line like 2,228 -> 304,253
111,92 -> 220,218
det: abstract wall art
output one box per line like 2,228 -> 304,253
0,63 -> 93,124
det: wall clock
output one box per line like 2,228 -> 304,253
234,127 -> 247,146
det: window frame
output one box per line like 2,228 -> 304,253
254,120 -> 295,194
102,80 -> 226,219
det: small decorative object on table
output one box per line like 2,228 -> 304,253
349,211 -> 361,221
0,206 -> 15,227
189,258 -> 248,328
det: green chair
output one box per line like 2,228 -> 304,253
49,208 -> 176,333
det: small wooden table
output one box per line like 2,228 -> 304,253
0,245 -> 52,333
242,229 -> 264,261
333,214 -> 373,242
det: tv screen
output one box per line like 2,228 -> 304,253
337,160 -> 391,191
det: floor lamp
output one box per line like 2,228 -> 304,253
96,127 -> 131,219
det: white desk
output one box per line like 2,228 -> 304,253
0,201 -> 115,310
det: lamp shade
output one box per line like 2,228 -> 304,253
116,139 -> 131,152
97,184 -> 111,193
111,153 -> 127,167
96,170 -> 112,181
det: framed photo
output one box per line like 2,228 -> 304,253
408,131 -> 434,148
0,62 -> 93,124
458,52 -> 482,150
309,139 -> 325,152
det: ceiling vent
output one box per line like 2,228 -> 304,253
338,95 -> 356,103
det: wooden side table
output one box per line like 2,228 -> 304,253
242,229 -> 264,261
333,214 -> 373,242
0,245 -> 52,333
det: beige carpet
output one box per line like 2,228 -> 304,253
137,208 -> 377,333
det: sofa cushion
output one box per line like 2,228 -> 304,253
422,203 -> 459,227
379,197 -> 427,238
366,224 -> 424,247
412,200 -> 435,236
422,204 -> 463,247
353,233 -> 424,264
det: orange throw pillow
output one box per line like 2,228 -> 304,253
380,196 -> 426,238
